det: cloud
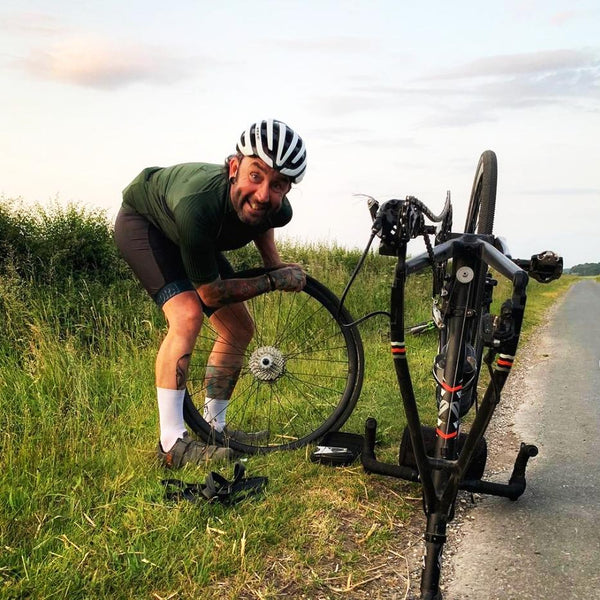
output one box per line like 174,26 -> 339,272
548,9 -> 600,27
270,35 -> 379,53
308,48 -> 599,126
320,125 -> 416,149
0,10 -> 66,35
406,49 -> 600,126
431,49 -> 599,80
1,11 -> 198,89
18,35 -> 195,89
549,11 -> 580,26
423,49 -> 600,108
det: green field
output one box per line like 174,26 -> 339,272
0,200 -> 575,599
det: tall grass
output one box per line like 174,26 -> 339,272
0,199 -> 575,599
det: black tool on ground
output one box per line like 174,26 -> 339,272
310,431 -> 364,466
162,461 -> 268,504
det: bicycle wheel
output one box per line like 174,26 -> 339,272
464,150 -> 498,412
465,150 -> 497,234
183,270 -> 364,454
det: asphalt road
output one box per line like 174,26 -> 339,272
445,279 -> 600,600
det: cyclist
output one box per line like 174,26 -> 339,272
114,119 -> 308,467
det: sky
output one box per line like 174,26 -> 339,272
1,0 -> 599,268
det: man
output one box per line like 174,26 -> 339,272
114,119 -> 307,467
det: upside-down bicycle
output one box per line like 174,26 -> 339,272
353,150 -> 562,599
182,150 -> 562,599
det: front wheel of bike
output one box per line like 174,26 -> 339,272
465,149 -> 497,234
465,149 -> 498,412
183,270 -> 364,454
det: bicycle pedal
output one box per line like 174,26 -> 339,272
310,431 -> 364,466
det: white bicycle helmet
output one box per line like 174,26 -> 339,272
236,119 -> 307,183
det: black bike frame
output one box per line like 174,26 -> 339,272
362,233 -> 538,600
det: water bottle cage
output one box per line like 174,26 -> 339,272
433,345 -> 478,391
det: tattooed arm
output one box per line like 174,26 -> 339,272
197,274 -> 271,308
197,265 -> 306,308
196,229 -> 306,308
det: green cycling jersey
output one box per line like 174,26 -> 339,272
121,162 -> 292,284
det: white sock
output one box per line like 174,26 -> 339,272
203,397 -> 229,432
157,387 -> 186,451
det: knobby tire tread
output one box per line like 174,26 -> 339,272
464,149 -> 498,410
465,150 -> 497,235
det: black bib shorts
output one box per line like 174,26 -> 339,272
114,207 -> 233,313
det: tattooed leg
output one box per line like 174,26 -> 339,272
156,348 -> 195,452
203,303 -> 254,430
156,290 -> 203,389
176,353 -> 191,390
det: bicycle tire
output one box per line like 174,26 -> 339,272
465,150 -> 498,412
183,269 -> 364,454
435,151 -> 499,418
465,150 -> 497,234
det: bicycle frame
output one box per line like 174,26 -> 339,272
362,232 -> 540,599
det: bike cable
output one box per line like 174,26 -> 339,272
337,230 -> 392,327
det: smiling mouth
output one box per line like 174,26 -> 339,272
246,198 -> 268,212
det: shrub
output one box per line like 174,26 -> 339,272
0,197 -> 129,286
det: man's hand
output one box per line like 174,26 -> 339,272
269,265 -> 306,292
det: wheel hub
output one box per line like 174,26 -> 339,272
248,346 -> 286,381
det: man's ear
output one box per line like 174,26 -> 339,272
228,156 -> 240,179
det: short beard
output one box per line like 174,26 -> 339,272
231,188 -> 268,226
